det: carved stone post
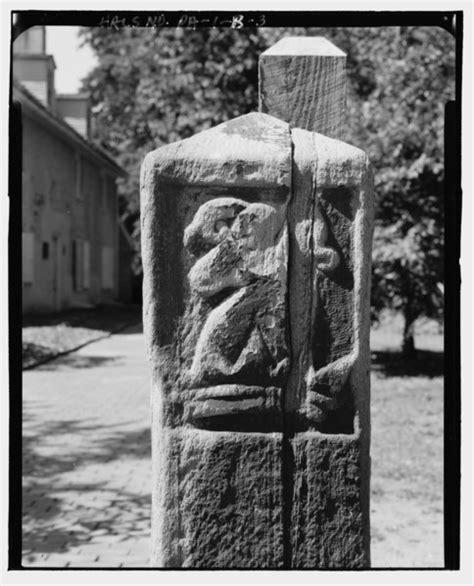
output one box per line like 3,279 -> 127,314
142,37 -> 373,568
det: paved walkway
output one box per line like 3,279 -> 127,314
22,322 -> 151,568
22,319 -> 443,569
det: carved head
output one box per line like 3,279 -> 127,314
183,197 -> 247,257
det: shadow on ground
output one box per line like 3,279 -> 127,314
121,322 -> 143,335
371,349 -> 444,378
22,342 -> 57,366
37,355 -> 124,371
22,414 -> 151,557
23,416 -> 151,478
22,486 -> 151,558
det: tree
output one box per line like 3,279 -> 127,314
321,26 -> 452,354
372,218 -> 444,355
80,25 -> 454,353
80,26 -> 269,273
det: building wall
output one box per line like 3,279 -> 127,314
22,113 -> 120,313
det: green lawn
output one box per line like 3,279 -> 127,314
22,305 -> 142,368
370,313 -> 444,568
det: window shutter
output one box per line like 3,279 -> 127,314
83,240 -> 90,289
101,245 -> 114,289
75,238 -> 83,290
22,232 -> 34,284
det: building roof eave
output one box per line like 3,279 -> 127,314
12,79 -> 127,178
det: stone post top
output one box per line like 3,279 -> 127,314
141,112 -> 292,189
261,37 -> 346,57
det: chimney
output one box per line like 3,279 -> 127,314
13,25 -> 46,53
56,94 -> 91,139
13,26 -> 56,111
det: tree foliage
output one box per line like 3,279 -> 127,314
321,27 -> 453,353
80,26 -> 269,268
80,25 -> 455,352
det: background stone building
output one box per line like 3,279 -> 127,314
13,26 -> 133,313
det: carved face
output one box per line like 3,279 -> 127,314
180,196 -> 290,428
231,203 -> 281,252
183,198 -> 247,257
185,198 -> 287,297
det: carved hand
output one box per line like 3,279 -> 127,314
304,353 -> 356,422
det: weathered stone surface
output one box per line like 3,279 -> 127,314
290,434 -> 368,568
142,109 -> 373,568
152,425 -> 284,568
141,113 -> 292,432
260,37 -> 373,570
259,37 -> 347,140
142,113 -> 291,567
182,196 -> 289,429
286,128 -> 373,435
281,129 -> 373,568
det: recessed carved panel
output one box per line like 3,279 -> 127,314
181,197 -> 290,430
141,114 -> 372,437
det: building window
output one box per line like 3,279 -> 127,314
42,242 -> 49,259
83,241 -> 90,290
101,246 -> 114,290
72,239 -> 78,290
22,232 -> 34,284
72,238 -> 90,291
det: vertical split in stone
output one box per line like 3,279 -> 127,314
281,428 -> 295,568
261,37 -> 373,568
287,130 -> 373,566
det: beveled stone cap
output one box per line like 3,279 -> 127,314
141,112 -> 291,189
261,37 -> 346,57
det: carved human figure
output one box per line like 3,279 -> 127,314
182,195 -> 356,429
183,197 -> 289,392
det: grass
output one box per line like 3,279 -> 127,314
370,312 -> 444,568
22,304 -> 142,369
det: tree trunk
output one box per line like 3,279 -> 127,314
402,310 -> 416,357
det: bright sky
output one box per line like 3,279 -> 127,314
45,26 -> 97,94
